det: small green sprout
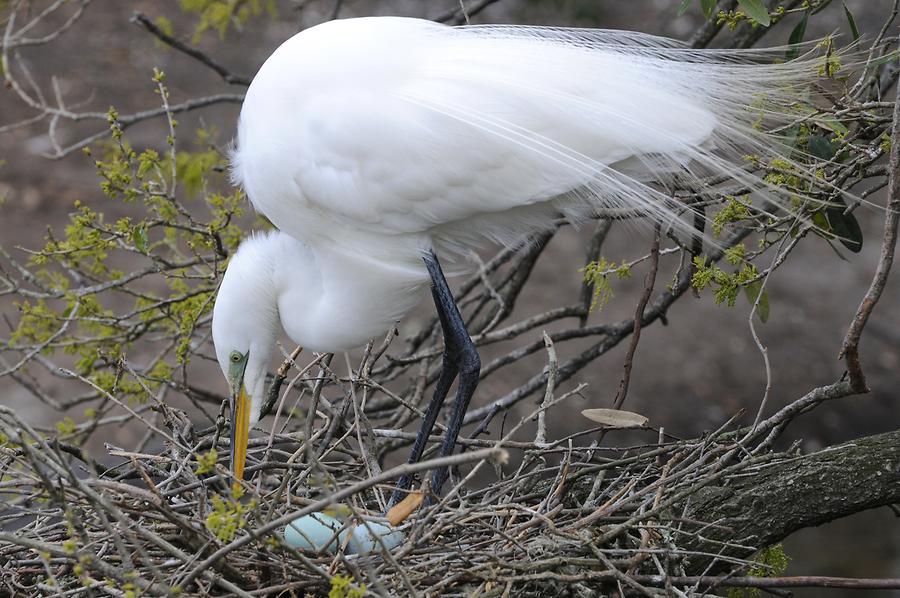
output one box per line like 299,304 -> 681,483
195,449 -> 218,475
206,492 -> 256,542
330,574 -> 367,598
581,257 -> 632,312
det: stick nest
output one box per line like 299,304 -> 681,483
0,368 -> 840,598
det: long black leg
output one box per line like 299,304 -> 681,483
388,357 -> 457,506
388,251 -> 481,507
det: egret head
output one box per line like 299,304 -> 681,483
212,234 -> 280,482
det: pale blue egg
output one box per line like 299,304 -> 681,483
348,521 -> 405,554
283,513 -> 346,553
283,512 -> 405,555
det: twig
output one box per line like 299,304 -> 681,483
613,226 -> 661,409
689,0 -> 737,48
130,12 -> 251,86
840,44 -> 900,392
330,0 -> 345,20
533,332 -> 557,447
434,0 -> 503,24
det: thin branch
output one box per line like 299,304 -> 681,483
689,0 -> 737,48
434,0 -> 503,24
612,226 -> 660,410
131,12 -> 252,86
841,40 -> 900,392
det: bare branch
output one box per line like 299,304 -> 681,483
131,12 -> 252,87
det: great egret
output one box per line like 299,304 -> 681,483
212,16 -> 831,504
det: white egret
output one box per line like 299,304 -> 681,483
212,16 -> 832,503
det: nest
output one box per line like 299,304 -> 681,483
0,359 -> 856,598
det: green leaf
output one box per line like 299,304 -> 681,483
825,204 -> 863,253
842,1 -> 860,42
786,13 -> 808,61
677,0 -> 693,17
132,226 -> 149,254
737,0 -> 771,26
700,0 -> 717,19
743,281 -> 769,323
807,134 -> 837,160
817,118 -> 849,136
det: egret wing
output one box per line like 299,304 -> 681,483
233,17 -> 821,253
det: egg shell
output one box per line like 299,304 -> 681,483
348,521 -> 405,554
283,513 -> 347,553
283,512 -> 405,555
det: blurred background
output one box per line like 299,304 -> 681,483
1,1 -> 897,595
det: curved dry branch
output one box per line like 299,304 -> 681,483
685,428 -> 900,568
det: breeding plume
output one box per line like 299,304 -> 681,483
212,16 -> 830,503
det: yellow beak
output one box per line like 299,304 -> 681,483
230,384 -> 251,482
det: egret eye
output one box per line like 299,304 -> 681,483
230,351 -> 243,363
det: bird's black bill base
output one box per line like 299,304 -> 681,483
388,251 -> 481,508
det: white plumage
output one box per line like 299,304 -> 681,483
232,17 -> 818,258
214,15 -> 829,440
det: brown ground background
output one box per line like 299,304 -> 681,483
1,1 -> 898,595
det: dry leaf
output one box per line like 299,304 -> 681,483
581,408 -> 648,428
385,491 -> 424,526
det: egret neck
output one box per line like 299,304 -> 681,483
212,230 -> 432,481
274,236 -> 431,354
